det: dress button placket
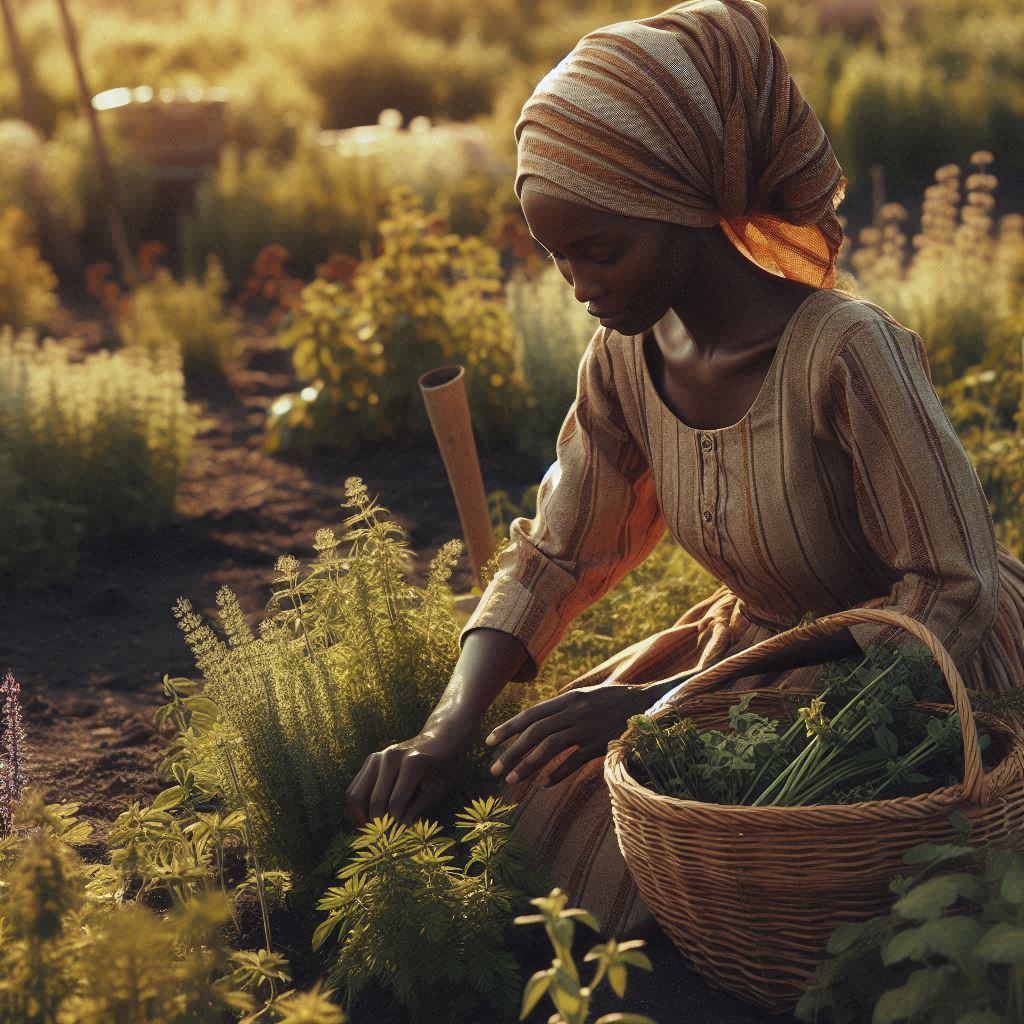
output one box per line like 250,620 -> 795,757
699,433 -> 715,527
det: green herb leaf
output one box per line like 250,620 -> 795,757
892,873 -> 987,921
875,726 -> 899,756
873,964 -> 956,1023
902,842 -> 974,867
973,923 -> 1024,964
881,917 -> 981,965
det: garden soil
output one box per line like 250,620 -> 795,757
0,297 -> 796,1024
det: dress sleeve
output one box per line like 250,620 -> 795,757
827,311 -> 999,665
459,328 -> 667,682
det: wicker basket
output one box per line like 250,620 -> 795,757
604,608 -> 1024,1013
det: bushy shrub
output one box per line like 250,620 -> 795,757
0,797 -> 254,1024
178,139 -> 381,288
43,113 -> 161,268
180,128 -> 509,290
293,10 -> 510,129
0,328 -> 193,591
172,477 -> 520,877
0,205 -> 58,329
267,187 -> 527,456
116,254 -> 241,376
313,800 -> 534,1023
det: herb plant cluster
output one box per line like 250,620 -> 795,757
0,324 -> 194,592
267,187 -> 527,456
797,817 -> 1024,1024
313,799 -> 534,1023
172,476 -> 521,877
622,645 -> 999,807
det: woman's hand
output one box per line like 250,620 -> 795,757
485,683 -> 653,789
345,727 -> 472,829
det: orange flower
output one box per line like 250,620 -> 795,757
316,252 -> 359,284
138,240 -> 168,279
84,262 -> 114,299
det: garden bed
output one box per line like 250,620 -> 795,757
0,296 -> 796,1023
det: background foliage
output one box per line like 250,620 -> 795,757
0,327 -> 193,592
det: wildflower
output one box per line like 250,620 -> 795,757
797,697 -> 835,742
1,669 -> 26,833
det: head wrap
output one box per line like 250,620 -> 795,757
514,0 -> 847,288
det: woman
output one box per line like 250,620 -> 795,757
346,0 -> 1024,937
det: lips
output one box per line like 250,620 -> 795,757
589,307 -> 627,327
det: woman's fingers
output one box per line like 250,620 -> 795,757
345,752 -> 380,828
490,712 -> 575,782
388,752 -> 435,824
398,776 -> 449,826
366,748 -> 403,821
543,741 -> 606,787
496,728 -> 579,786
486,692 -> 571,748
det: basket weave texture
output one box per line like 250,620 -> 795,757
604,608 -> 1024,1013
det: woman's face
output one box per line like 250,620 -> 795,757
520,184 -> 695,335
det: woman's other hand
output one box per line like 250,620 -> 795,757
485,683 -> 653,789
345,726 -> 472,829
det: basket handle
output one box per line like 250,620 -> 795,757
647,608 -> 989,807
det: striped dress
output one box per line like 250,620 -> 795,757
460,286 -> 1024,937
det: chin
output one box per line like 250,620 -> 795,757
607,310 -> 657,336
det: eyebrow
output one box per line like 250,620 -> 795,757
533,231 -> 620,253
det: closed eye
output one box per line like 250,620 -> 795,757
547,250 -> 622,266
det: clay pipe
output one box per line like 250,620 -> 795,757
419,365 -> 496,587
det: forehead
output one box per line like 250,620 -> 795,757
520,186 -> 636,245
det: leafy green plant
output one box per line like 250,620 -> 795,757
0,795 -> 254,1024
797,818 -> 1024,1024
116,253 -> 242,376
172,476 -> 521,876
0,205 -> 58,329
516,887 -> 655,1024
0,326 -> 194,592
313,798 -> 534,1023
620,644 -> 996,807
267,186 -> 528,456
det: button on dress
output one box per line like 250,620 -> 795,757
460,287 -> 1024,936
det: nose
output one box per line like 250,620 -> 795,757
564,260 -> 608,307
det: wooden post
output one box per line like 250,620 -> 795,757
0,0 -> 41,131
54,0 -> 139,284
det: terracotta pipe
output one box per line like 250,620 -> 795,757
419,365 -> 496,588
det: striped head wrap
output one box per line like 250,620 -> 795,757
514,0 -> 847,288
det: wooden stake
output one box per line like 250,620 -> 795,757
0,0 -> 41,131
54,0 -> 139,284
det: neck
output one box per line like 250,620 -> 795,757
670,226 -> 819,357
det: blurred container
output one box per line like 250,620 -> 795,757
92,85 -> 229,180
317,108 -> 512,183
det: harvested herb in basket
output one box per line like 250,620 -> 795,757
621,643 -> 998,807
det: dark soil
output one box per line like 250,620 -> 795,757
0,297 -> 799,1024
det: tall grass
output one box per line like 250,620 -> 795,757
0,330 -> 193,591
